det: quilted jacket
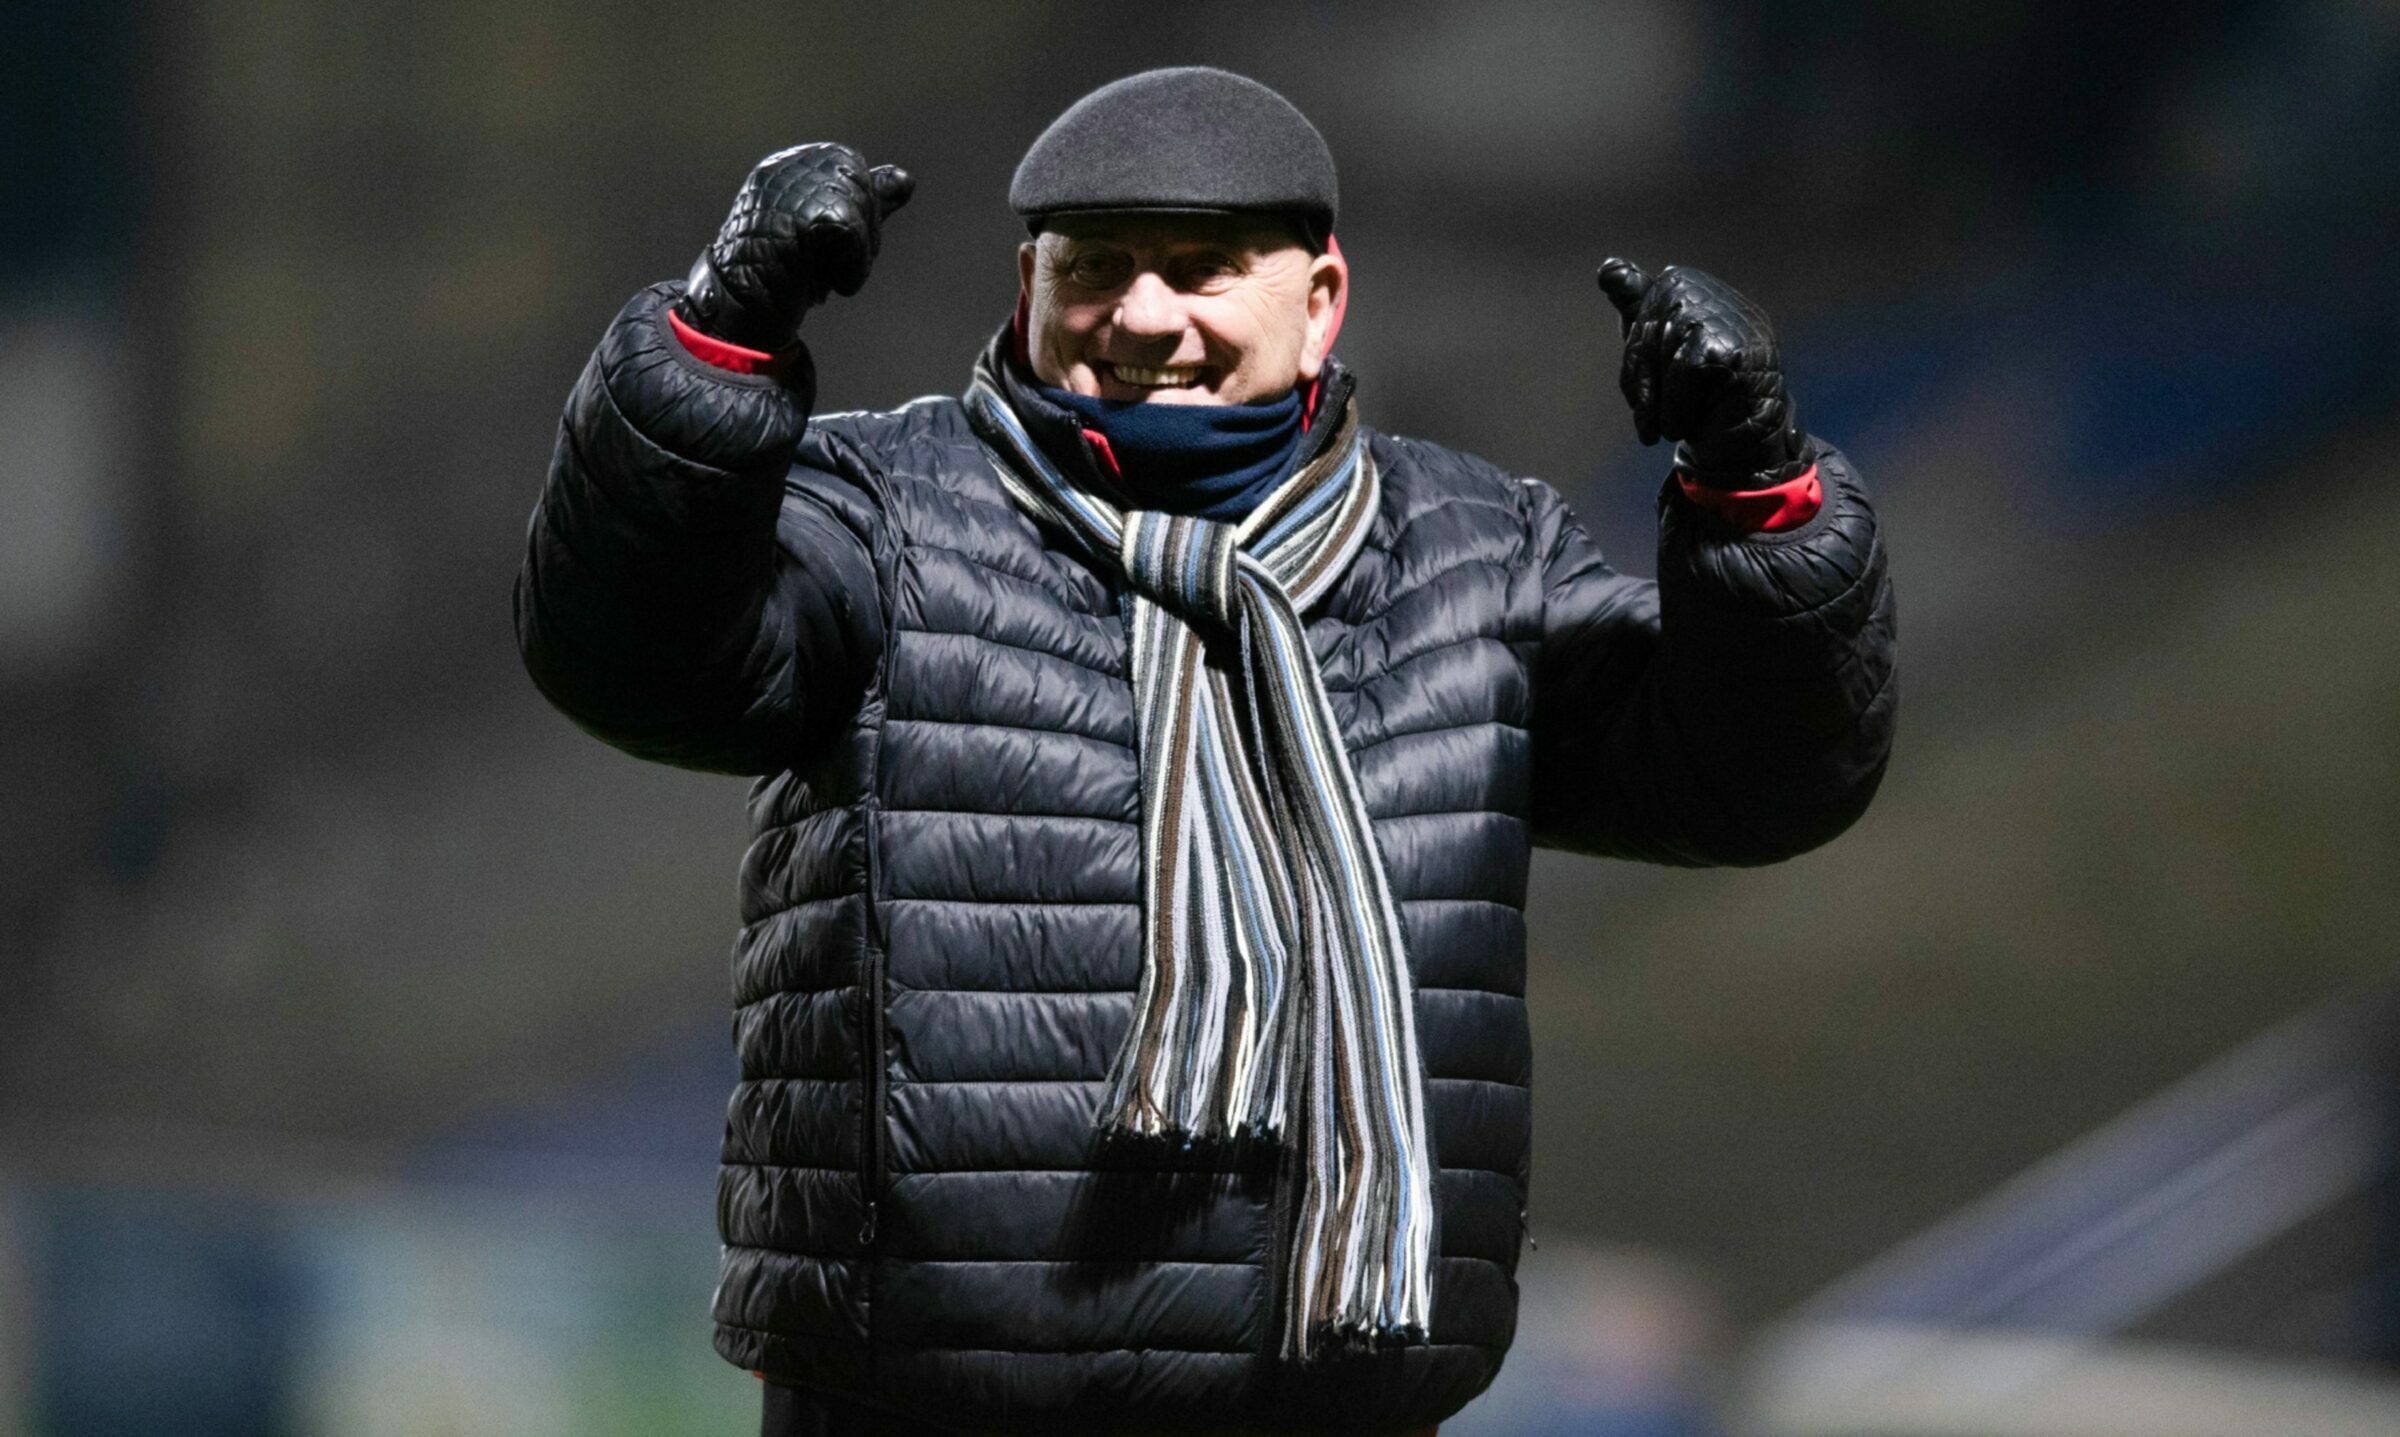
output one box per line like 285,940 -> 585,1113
514,282 -> 1898,1434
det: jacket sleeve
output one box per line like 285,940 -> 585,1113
513,282 -> 881,776
1524,438 -> 1896,865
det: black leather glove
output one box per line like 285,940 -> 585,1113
1598,258 -> 1804,489
674,143 -> 914,357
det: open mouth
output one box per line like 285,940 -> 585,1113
1098,360 -> 1211,392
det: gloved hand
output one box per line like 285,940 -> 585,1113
1597,259 -> 1803,488
674,143 -> 914,357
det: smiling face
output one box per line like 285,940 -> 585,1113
1019,212 -> 1346,406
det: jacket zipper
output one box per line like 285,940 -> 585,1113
855,445 -> 901,1257
858,808 -> 890,1248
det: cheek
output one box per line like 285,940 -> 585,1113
1031,296 -> 1100,364
1219,291 -> 1304,371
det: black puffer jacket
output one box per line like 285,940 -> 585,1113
515,283 -> 1897,1435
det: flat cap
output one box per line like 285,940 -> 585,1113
1010,67 -> 1337,247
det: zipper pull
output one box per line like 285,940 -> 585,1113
1520,1207 -> 1538,1251
858,1199 -> 880,1248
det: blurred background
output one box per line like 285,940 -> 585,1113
4,1 -> 2398,1433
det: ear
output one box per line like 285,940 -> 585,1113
1018,241 -> 1037,303
1299,237 -> 1349,380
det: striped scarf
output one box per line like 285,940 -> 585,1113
965,357 -> 1436,1360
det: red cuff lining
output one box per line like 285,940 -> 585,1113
667,307 -> 777,374
1676,463 -> 1822,533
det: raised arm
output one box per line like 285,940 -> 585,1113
1526,262 -> 1897,864
513,145 -> 910,775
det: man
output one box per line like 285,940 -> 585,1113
516,67 -> 1894,1437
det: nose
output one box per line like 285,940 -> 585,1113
1114,271 -> 1186,342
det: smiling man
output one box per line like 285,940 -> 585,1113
1025,212 -> 1339,403
516,67 -> 1896,1437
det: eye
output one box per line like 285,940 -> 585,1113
1063,251 -> 1132,289
1176,253 -> 1243,291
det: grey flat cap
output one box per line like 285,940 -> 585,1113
1009,67 -> 1337,248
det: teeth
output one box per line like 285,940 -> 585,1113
1109,363 -> 1202,387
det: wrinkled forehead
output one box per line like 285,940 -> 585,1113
1037,209 -> 1312,256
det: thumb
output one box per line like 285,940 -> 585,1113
867,165 -> 915,219
1596,257 -> 1651,324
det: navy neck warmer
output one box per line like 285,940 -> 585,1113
1038,383 -> 1306,522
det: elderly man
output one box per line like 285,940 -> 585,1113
517,67 -> 1894,1437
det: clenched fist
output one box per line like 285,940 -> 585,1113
1597,259 -> 1803,488
675,143 -> 915,357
